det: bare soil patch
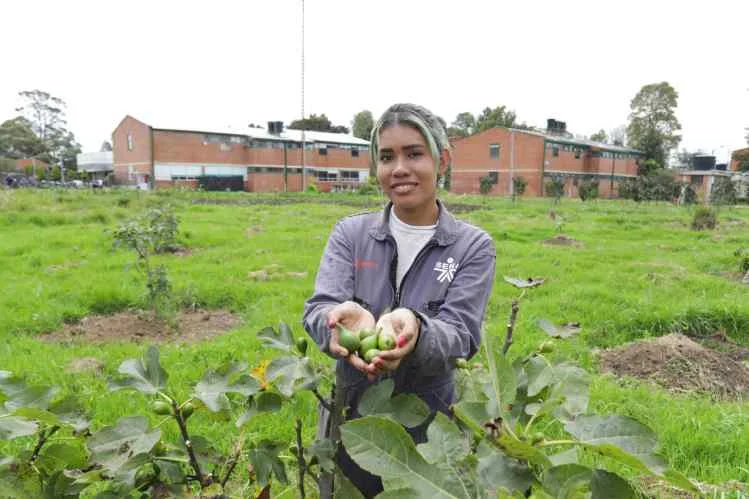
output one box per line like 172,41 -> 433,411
599,333 -> 749,399
542,235 -> 583,247
39,309 -> 241,344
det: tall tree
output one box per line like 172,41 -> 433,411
14,90 -> 81,168
15,90 -> 68,143
0,117 -> 45,159
448,112 -> 477,137
288,113 -> 349,133
626,82 -> 681,168
351,110 -> 374,141
475,106 -> 518,132
589,129 -> 608,143
100,141 -> 112,152
609,125 -> 627,146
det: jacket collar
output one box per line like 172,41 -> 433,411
369,199 -> 458,246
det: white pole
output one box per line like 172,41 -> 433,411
510,130 -> 515,196
300,0 -> 306,192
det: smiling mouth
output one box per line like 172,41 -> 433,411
392,183 -> 417,193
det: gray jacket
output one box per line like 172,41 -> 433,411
303,200 -> 496,415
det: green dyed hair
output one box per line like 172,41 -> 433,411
369,103 -> 451,173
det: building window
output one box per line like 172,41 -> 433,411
552,146 -> 559,157
351,149 -> 359,157
574,149 -> 581,159
219,143 -> 231,152
127,133 -> 133,151
489,144 -> 500,160
691,175 -> 703,186
319,147 -> 327,156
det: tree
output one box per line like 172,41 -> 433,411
351,110 -> 374,141
626,82 -> 682,168
475,105 -> 518,132
589,129 -> 608,143
0,117 -> 45,159
288,113 -> 349,133
733,150 -> 749,172
675,148 -> 703,169
100,141 -> 112,152
14,89 -> 82,169
448,112 -> 476,137
609,125 -> 627,146
710,177 -> 737,207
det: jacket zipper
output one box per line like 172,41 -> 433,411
393,240 -> 438,308
386,236 -> 399,310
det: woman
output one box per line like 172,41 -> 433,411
303,103 -> 496,496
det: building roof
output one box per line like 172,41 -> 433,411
77,151 -> 113,172
460,126 -> 642,154
141,118 -> 369,146
533,132 -> 641,153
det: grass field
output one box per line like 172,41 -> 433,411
1,187 -> 748,493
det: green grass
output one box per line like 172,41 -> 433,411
1,188 -> 748,491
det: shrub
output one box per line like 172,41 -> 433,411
578,180 -> 599,201
479,173 -> 497,195
357,175 -> 379,195
306,183 -> 319,193
545,177 -> 565,203
710,177 -> 736,207
680,183 -> 698,205
735,248 -> 749,274
512,176 -> 527,202
691,206 -> 717,230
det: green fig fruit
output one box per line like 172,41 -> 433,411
359,327 -> 377,339
181,402 -> 195,420
455,358 -> 469,369
377,328 -> 397,351
359,334 -> 379,357
151,400 -> 172,416
336,324 -> 360,353
363,349 -> 381,363
538,341 -> 555,354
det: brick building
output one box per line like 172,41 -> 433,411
450,120 -> 642,198
112,116 -> 370,192
15,158 -> 50,175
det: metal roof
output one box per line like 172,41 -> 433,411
506,127 -> 642,154
146,119 -> 368,146
76,151 -> 113,171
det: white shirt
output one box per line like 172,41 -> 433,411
389,210 -> 436,290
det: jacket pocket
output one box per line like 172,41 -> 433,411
352,296 -> 371,313
423,299 -> 445,317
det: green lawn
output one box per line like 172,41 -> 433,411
1,188 -> 748,492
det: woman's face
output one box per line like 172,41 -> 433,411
376,124 -> 444,225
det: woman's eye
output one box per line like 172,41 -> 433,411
408,152 -> 423,159
380,153 -> 393,162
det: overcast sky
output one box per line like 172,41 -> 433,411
1,0 -> 747,163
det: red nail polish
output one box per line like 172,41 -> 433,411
397,335 -> 408,348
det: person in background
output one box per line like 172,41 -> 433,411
303,103 -> 496,497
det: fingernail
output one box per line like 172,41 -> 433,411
397,335 -> 408,348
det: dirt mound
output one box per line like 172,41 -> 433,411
39,309 -> 241,344
599,333 -> 749,399
542,235 -> 583,247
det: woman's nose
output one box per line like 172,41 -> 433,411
392,155 -> 408,175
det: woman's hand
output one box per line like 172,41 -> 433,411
368,308 -> 420,377
326,301 -> 375,375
